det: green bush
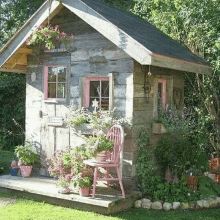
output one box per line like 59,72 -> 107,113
155,134 -> 209,177
198,176 -> 220,199
153,177 -> 199,203
136,128 -> 164,196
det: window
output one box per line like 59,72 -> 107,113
153,78 -> 167,119
157,79 -> 167,109
44,66 -> 66,99
84,77 -> 109,110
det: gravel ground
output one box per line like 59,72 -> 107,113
0,198 -> 17,208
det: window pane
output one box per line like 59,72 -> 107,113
48,67 -> 56,82
58,67 -> 66,82
90,81 -> 100,97
48,83 -> 56,98
101,98 -> 109,110
57,83 -> 66,98
101,81 -> 109,97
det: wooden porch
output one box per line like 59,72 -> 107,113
0,175 -> 138,215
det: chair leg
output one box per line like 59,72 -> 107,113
92,167 -> 98,198
106,167 -> 110,190
116,166 -> 125,198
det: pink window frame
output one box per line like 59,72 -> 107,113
44,65 -> 66,100
84,77 -> 109,108
157,79 -> 167,109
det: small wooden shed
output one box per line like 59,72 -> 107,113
0,0 -> 211,189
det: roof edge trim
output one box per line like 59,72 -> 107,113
151,53 -> 212,75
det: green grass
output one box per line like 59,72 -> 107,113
1,191 -> 220,220
0,150 -> 14,175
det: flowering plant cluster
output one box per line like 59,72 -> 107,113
46,146 -> 93,188
66,106 -> 132,134
26,24 -> 72,49
72,167 -> 94,188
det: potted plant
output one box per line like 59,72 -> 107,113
72,167 -> 93,197
15,143 -> 39,177
88,135 -> 114,162
9,159 -> 19,176
57,176 -> 71,194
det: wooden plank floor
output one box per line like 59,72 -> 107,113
0,175 -> 137,214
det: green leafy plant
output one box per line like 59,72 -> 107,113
153,177 -> 196,203
14,143 -> 39,165
72,167 -> 93,188
26,24 -> 72,49
198,176 -> 220,199
136,127 -> 163,196
87,135 -> 114,153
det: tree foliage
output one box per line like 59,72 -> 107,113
0,0 -> 45,47
0,0 -> 44,151
0,73 -> 25,150
104,0 -> 220,156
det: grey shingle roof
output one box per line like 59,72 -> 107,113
81,0 -> 209,66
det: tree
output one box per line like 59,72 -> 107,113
0,0 -> 45,151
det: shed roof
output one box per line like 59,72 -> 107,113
0,0 -> 212,74
81,0 -> 208,66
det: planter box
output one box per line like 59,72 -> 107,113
210,158 -> 220,171
187,176 -> 198,191
152,123 -> 167,134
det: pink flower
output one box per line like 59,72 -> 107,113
38,24 -> 45,29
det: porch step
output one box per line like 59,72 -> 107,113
0,175 -> 137,214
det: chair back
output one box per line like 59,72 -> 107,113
106,125 -> 124,164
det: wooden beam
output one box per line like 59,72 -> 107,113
0,66 -> 27,74
17,47 -> 32,54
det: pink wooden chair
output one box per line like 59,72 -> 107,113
83,125 -> 125,198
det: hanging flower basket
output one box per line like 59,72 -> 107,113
26,24 -> 72,50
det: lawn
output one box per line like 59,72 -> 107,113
0,191 -> 220,220
0,150 -> 14,175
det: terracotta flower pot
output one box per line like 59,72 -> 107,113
95,151 -> 109,162
19,165 -> 32,177
79,187 -> 90,197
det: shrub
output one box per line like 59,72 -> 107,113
136,128 -> 163,196
155,134 -> 209,177
153,177 -> 198,203
198,176 -> 220,199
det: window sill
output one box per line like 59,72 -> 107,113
44,99 -> 66,104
